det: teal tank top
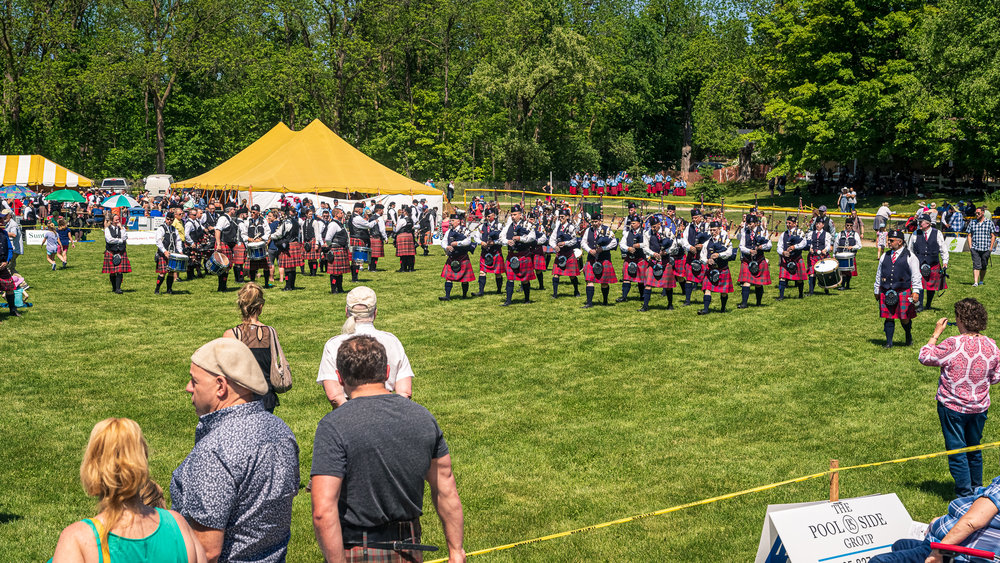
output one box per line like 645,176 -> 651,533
49,508 -> 188,563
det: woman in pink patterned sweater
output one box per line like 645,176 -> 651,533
920,298 -> 1000,497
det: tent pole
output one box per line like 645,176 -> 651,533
249,186 -> 253,207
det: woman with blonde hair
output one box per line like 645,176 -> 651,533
222,282 -> 289,412
50,418 -> 205,562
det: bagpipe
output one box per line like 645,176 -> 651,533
781,233 -> 804,273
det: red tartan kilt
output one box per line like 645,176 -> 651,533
584,259 -> 618,284
596,186 -> 605,194
569,186 -> 579,195
880,289 -> 917,320
215,242 -> 235,262
0,268 -> 14,292
582,188 -> 590,195
701,267 -> 734,293
479,249 -> 505,274
655,181 -> 663,192
645,183 -> 653,194
505,252 -> 537,281
643,261 -> 676,288
370,237 -> 385,258
155,253 -> 169,274
233,243 -> 246,265
344,545 -> 422,563
278,241 -> 305,268
326,247 -> 351,275
303,241 -> 323,261
737,259 -> 771,285
552,249 -> 580,276
418,232 -> 433,247
247,257 -> 271,270
395,233 -> 416,256
807,253 -> 827,276
622,258 -> 647,282
672,253 -> 687,277
102,250 -> 132,274
684,255 -> 706,283
675,187 -> 687,196
441,254 -> 476,282
921,263 -> 947,291
779,258 -> 808,281
533,248 -> 547,270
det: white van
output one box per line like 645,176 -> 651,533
144,174 -> 174,196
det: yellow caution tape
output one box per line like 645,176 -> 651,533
426,441 -> 1000,562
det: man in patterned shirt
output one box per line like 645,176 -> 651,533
966,206 -> 997,287
171,338 -> 300,563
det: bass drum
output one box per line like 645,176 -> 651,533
814,258 -> 841,289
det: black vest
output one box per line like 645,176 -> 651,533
349,214 -> 370,243
446,228 -> 469,257
370,216 -> 384,240
203,212 -> 218,228
160,224 -> 177,253
586,226 -> 613,262
329,220 -> 349,247
187,219 -> 204,242
248,217 -> 265,240
106,225 -> 125,253
911,228 -> 941,266
418,211 -> 431,230
623,228 -> 643,261
837,231 -> 857,249
879,249 -> 913,291
396,216 -> 413,235
809,230 -> 826,253
505,221 -> 530,252
783,231 -> 803,260
220,214 -> 238,244
648,230 -> 664,255
742,228 -> 762,262
302,219 -> 316,243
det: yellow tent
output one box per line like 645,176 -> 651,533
173,119 -> 441,196
172,122 -> 296,191
0,155 -> 93,188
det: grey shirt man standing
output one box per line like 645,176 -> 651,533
171,338 -> 299,563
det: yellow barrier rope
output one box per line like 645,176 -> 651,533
425,440 -> 1000,562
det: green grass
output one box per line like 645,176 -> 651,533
2,238 -> 998,561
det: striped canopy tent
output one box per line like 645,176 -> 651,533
0,155 -> 93,188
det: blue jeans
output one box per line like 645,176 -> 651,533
938,402 -> 987,497
870,538 -> 931,563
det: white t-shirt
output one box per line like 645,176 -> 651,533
316,323 -> 414,391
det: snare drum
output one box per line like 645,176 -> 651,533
352,246 -> 370,264
246,241 -> 268,261
167,253 -> 189,272
814,258 -> 842,289
835,252 -> 856,272
206,251 -> 231,275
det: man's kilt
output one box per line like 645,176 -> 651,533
643,260 -> 675,289
552,248 -> 580,277
921,263 -> 947,291
155,252 -> 170,274
303,240 -> 324,261
532,246 -> 547,271
277,241 -> 305,269
683,252 -> 706,284
418,231 -> 433,247
395,232 -> 416,257
621,257 -> 647,283
737,259 -> 771,285
215,242 -> 236,264
584,259 -> 618,284
344,546 -> 422,563
479,247 -> 505,275
0,267 -> 15,292
102,250 -> 132,274
779,257 -> 808,281
326,246 -> 351,275
672,253 -> 687,278
505,251 -> 536,282
701,266 -> 734,293
442,254 -> 475,282
807,253 -> 827,276
370,237 -> 385,258
880,289 -> 918,320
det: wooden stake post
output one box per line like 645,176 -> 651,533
829,459 -> 839,502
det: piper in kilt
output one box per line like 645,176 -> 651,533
154,208 -> 183,295
580,212 -> 619,308
102,214 -> 130,294
697,221 -> 735,315
270,205 -> 303,291
394,206 -> 417,272
213,203 -> 240,292
184,208 -> 207,279
736,213 -> 772,309
806,219 -> 833,296
323,208 -> 351,293
473,208 -> 505,296
834,218 -> 863,290
776,216 -> 808,300
875,229 -> 923,348
499,204 -> 537,306
232,205 -> 249,283
301,208 -> 325,276
439,213 -> 475,300
369,204 -> 387,271
618,215 -> 647,303
908,213 -> 949,312
638,215 -> 677,311
349,202 -> 378,282
243,204 -> 273,288
547,208 -> 581,298
529,213 -> 548,290
417,204 -> 434,256
678,210 -> 709,306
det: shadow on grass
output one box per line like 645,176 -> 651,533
0,512 -> 23,525
914,479 -> 956,502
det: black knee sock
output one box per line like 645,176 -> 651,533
638,283 -> 645,296
336,275 -> 344,292
571,277 -> 579,294
552,277 -> 559,296
702,294 -> 711,311
622,282 -> 631,299
903,321 -> 912,341
444,281 -> 453,299
720,295 -> 728,312
798,282 -> 804,298
586,285 -> 594,304
351,266 -> 359,281
778,280 -> 786,298
642,289 -> 651,308
235,265 -> 245,282
218,274 -> 227,292
545,254 -> 551,268
740,286 -> 750,306
330,275 -> 337,292
6,293 -> 16,314
667,289 -> 674,307
287,271 -> 296,289
263,270 -> 271,286
496,275 -> 503,293
808,277 -> 815,293
117,273 -> 124,291
755,285 -> 764,305
250,269 -> 257,281
522,282 -> 531,301
884,319 -> 895,343
478,276 -> 487,294
684,282 -> 693,303
926,290 -> 935,309
309,262 -> 318,276
601,285 -> 610,304
505,281 -> 514,302
156,275 -> 164,290
187,267 -> 195,280
844,276 -> 851,289
110,274 -> 116,290
462,282 -> 469,297
166,275 -> 175,292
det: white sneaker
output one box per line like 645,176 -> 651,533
972,282 -> 980,287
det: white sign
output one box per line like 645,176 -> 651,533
755,494 -> 918,563
947,237 -> 967,254
26,229 -> 160,245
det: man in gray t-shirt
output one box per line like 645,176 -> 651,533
311,335 -> 466,563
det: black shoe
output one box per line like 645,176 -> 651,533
551,294 -> 558,299
806,291 -> 814,296
615,296 -> 627,303
666,305 -> 674,310
737,303 -> 748,309
281,287 -> 292,291
264,284 -> 273,289
697,309 -> 710,315
474,291 -> 484,297
573,291 -> 581,297
501,300 -> 511,306
904,337 -> 913,346
8,310 -> 22,317
915,305 -> 924,313
114,289 -> 123,294
837,287 -> 845,291
883,342 -> 893,348
165,289 -> 173,295
638,306 -> 649,312
683,300 -> 691,306
776,296 -> 785,301
154,288 -> 160,295
397,268 -> 406,272
582,303 -> 594,309
439,296 -> 451,301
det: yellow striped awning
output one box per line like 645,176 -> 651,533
0,155 -> 93,188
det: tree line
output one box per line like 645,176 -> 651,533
0,0 -> 995,185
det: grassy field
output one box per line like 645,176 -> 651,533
2,235 -> 999,561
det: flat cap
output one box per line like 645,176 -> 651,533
191,338 -> 268,395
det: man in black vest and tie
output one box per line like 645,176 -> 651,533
214,203 -> 240,292
907,213 -> 949,312
874,229 -> 923,348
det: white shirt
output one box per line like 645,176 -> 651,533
907,227 -> 949,267
316,323 -> 415,394
873,247 -> 923,295
875,206 -> 892,219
